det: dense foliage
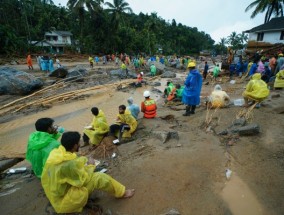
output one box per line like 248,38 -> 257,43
0,0 -> 215,56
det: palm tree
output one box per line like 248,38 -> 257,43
67,0 -> 104,38
245,0 -> 284,23
105,0 -> 133,29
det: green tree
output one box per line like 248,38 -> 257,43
245,0 -> 284,23
67,0 -> 104,38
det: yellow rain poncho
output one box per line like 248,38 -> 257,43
243,73 -> 269,102
274,70 -> 284,88
83,110 -> 109,145
117,110 -> 137,138
41,145 -> 125,213
209,85 -> 230,108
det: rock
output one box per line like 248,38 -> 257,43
110,69 -> 137,79
149,82 -> 161,86
49,67 -> 68,78
152,131 -> 179,143
232,124 -> 260,136
271,93 -> 281,99
146,61 -> 165,74
65,65 -> 88,82
232,118 -> 246,127
0,67 -> 43,95
152,88 -> 163,94
218,130 -> 228,135
0,158 -> 22,172
161,208 -> 181,215
161,71 -> 176,78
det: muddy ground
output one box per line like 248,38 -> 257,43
0,59 -> 284,215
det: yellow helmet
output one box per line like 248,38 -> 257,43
187,61 -> 196,68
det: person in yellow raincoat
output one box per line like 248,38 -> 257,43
207,84 -> 230,108
83,107 -> 109,145
88,56 -> 94,68
109,105 -> 137,140
41,132 -> 135,214
274,70 -> 284,88
243,73 -> 269,107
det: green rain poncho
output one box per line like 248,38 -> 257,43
41,145 -> 125,213
150,64 -> 157,75
83,110 -> 109,145
176,86 -> 185,99
26,131 -> 60,178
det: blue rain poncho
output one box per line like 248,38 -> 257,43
182,69 -> 203,105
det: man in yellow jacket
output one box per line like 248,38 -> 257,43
243,73 -> 270,107
41,131 -> 135,214
109,105 -> 137,140
83,107 -> 109,145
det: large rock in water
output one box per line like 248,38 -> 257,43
110,69 -> 137,79
66,65 -> 88,81
49,67 -> 68,78
0,67 -> 43,95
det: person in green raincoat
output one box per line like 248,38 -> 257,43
175,84 -> 185,100
26,118 -> 62,178
164,81 -> 175,97
83,107 -> 109,145
150,63 -> 157,76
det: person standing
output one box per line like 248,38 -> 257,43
212,64 -> 220,81
27,54 -> 33,70
141,91 -> 157,118
203,61 -> 208,80
182,62 -> 203,116
150,63 -> 157,76
56,57 -> 61,68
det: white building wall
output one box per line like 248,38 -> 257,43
249,31 -> 284,43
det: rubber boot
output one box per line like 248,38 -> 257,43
183,106 -> 191,116
191,105 -> 196,114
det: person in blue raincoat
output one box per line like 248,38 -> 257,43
49,58 -> 54,72
182,61 -> 203,116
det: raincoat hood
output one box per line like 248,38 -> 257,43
252,73 -> 261,80
214,84 -> 222,91
97,110 -> 105,118
28,131 -> 60,150
46,145 -> 77,165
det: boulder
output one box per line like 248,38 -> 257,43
146,61 -> 165,74
66,65 -> 88,81
231,124 -> 260,136
149,82 -> 161,87
0,67 -> 43,95
161,71 -> 176,78
152,130 -> 179,143
49,67 -> 68,78
110,69 -> 137,79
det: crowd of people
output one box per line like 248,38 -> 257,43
24,48 -> 283,213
